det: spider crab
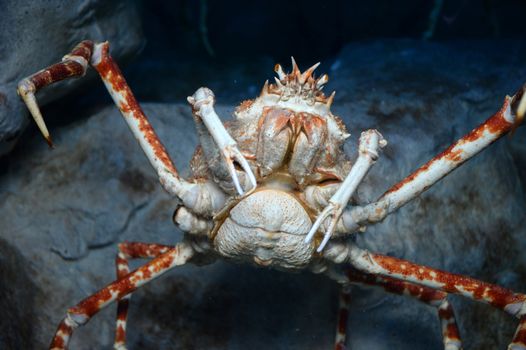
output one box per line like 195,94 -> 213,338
17,40 -> 526,349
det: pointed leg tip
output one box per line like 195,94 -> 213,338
247,171 -> 257,190
513,84 -> 526,120
233,179 -> 244,196
317,234 -> 332,252
45,136 -> 54,148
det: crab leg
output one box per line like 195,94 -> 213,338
187,87 -> 257,195
327,267 -> 462,350
340,85 -> 526,233
511,316 -> 526,349
17,41 -> 226,216
305,129 -> 386,251
90,43 -> 179,179
334,287 -> 351,350
17,40 -> 94,146
113,242 -> 175,350
335,243 -> 526,349
49,242 -> 194,350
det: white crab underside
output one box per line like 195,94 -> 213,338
215,189 -> 314,269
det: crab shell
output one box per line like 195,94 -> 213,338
192,60 -> 354,270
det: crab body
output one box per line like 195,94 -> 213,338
175,61 -> 354,270
16,40 -> 526,349
188,75 -> 351,196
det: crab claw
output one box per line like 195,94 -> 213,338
17,79 -> 53,147
188,87 -> 257,195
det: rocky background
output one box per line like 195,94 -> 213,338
1,1 -> 526,349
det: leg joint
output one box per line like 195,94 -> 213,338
65,311 -> 89,328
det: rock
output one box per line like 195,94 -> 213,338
0,0 -> 144,155
0,237 -> 37,349
0,40 -> 525,349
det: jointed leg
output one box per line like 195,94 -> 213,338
330,243 -> 526,349
17,40 -> 94,146
349,270 -> 462,350
113,242 -> 175,350
50,242 -> 195,350
334,287 -> 351,350
87,43 -> 226,214
327,267 -> 462,350
17,41 -> 226,216
305,129 -> 386,251
339,84 -> 526,234
187,87 -> 257,195
511,316 -> 526,349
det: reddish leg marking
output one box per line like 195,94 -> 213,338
510,315 -> 526,349
18,41 -> 226,216
334,287 -> 351,350
340,85 -> 525,234
345,269 -> 462,349
346,244 -> 526,348
17,41 -> 94,146
381,90 -> 524,212
49,242 -> 194,350
22,40 -> 93,90
366,253 -> 526,313
90,43 -> 226,213
114,242 -> 174,349
91,42 -> 179,178
437,301 -> 461,349
18,41 -> 183,193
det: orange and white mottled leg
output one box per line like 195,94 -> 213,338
326,242 -> 526,349
17,40 -> 94,146
339,84 -> 526,234
328,267 -> 462,350
113,242 -> 175,350
17,41 -> 225,217
49,242 -> 195,350
510,316 -> 526,350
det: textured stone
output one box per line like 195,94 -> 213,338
0,40 -> 525,349
0,0 -> 144,155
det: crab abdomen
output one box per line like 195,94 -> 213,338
214,189 -> 315,270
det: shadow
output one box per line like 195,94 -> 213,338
0,237 -> 38,348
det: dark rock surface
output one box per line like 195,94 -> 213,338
0,0 -> 144,155
1,40 -> 525,349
